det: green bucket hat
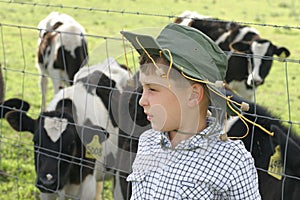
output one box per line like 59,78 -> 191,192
121,23 -> 227,83
121,23 -> 241,116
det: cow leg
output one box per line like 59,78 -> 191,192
113,170 -> 126,200
78,174 -> 97,200
94,160 -> 107,200
39,192 -> 57,200
50,70 -> 63,95
40,75 -> 48,112
95,181 -> 103,200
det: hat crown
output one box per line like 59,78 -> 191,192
156,23 -> 227,83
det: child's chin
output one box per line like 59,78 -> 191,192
151,124 -> 164,132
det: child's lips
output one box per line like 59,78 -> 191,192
147,115 -> 152,121
145,112 -> 153,121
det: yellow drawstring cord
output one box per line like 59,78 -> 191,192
120,34 -> 133,79
135,36 -> 175,88
135,36 -> 163,74
122,34 -> 130,71
226,101 -> 250,139
160,49 -> 173,88
227,99 -> 274,137
181,71 -> 274,138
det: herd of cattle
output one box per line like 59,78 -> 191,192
0,11 -> 299,200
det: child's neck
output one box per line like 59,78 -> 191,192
168,123 -> 207,148
168,118 -> 207,148
168,131 -> 192,147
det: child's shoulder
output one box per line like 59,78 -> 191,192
212,138 -> 252,162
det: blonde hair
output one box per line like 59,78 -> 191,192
139,54 -> 208,90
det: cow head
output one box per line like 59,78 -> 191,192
5,109 -> 109,193
229,39 -> 290,88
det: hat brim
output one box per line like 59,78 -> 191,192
121,31 -> 163,56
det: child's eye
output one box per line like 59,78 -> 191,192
149,88 -> 156,92
142,84 -> 158,92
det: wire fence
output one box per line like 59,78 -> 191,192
0,1 -> 300,200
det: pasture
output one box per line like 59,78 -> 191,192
0,0 -> 300,199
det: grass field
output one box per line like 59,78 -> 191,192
0,0 -> 300,199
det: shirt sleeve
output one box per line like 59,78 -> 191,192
228,147 -> 262,200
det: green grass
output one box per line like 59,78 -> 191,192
1,0 -> 300,199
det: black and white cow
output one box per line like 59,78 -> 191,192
175,11 -> 291,101
5,105 -> 108,199
46,57 -> 130,199
5,57 -> 130,199
48,57 -> 130,162
37,12 -> 88,111
115,80 -> 300,200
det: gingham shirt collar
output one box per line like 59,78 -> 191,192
159,117 -> 223,150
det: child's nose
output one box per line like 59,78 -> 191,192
139,91 -> 148,107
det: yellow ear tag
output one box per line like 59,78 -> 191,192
267,145 -> 283,180
85,135 -> 102,160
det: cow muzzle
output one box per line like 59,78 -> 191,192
38,173 -> 56,188
246,76 -> 264,88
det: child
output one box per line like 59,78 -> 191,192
121,23 -> 261,199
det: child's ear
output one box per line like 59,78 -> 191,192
187,84 -> 204,107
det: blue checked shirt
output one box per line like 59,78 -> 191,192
127,119 -> 261,200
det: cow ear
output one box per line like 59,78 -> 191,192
230,41 -> 251,53
270,124 -> 285,146
76,123 -> 110,144
89,126 -> 109,143
52,21 -> 63,30
275,47 -> 290,58
55,98 -> 77,121
5,111 -> 35,133
0,98 -> 30,118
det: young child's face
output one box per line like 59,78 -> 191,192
139,64 -> 192,132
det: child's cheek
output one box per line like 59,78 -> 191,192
149,104 -> 167,131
